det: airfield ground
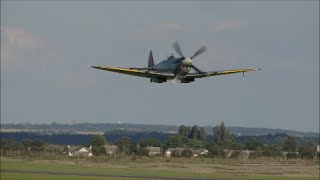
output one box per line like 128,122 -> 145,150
1,157 -> 318,180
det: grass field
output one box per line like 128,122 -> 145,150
1,173 -> 146,180
1,157 -> 319,180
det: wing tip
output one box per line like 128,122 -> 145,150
91,66 -> 106,70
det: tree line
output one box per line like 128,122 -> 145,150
1,122 -> 319,159
3,123 -> 318,137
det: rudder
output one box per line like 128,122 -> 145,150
148,50 -> 155,67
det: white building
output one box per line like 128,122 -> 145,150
104,145 -> 118,155
145,147 -> 161,156
67,145 -> 92,157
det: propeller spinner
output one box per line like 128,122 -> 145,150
172,41 -> 207,82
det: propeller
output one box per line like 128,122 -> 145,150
191,64 -> 203,73
190,46 -> 207,59
171,41 -> 207,83
172,41 -> 185,58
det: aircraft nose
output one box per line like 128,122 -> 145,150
182,58 -> 192,66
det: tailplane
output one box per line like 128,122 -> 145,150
148,50 -> 155,67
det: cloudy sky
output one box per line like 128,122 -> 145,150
1,1 -> 319,132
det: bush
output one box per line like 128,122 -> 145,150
262,145 -> 282,157
286,152 -> 299,159
249,146 -> 263,159
92,146 -> 105,156
136,147 -> 149,156
245,139 -> 264,151
230,151 -> 240,159
298,144 -> 316,160
181,149 -> 193,158
300,152 -> 314,159
171,150 -> 181,157
206,144 -> 225,158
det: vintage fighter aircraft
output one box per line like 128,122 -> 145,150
91,41 -> 260,83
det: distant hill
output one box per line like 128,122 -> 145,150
226,127 -> 318,138
1,123 -> 318,137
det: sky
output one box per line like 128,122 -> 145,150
1,1 -> 319,132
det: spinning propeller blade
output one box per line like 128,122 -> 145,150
191,64 -> 203,73
190,46 -> 207,59
172,41 -> 185,58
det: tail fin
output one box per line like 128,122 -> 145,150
148,50 -> 155,67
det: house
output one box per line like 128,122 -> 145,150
145,147 -> 161,156
224,149 -> 234,157
238,150 -> 254,159
223,149 -> 244,158
282,151 -> 299,156
165,148 -> 208,157
67,145 -> 77,156
164,148 -> 185,157
105,145 -> 118,155
67,145 -> 92,157
192,149 -> 209,157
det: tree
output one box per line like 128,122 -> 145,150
198,127 -> 206,143
190,125 -> 199,139
298,143 -> 316,159
187,139 -> 204,149
164,135 -> 188,148
178,125 -> 206,143
116,136 -> 132,154
206,143 -> 225,158
213,122 -> 234,148
22,139 -> 33,150
31,140 -> 46,152
213,125 -> 222,145
129,142 -> 137,155
140,138 -> 160,147
1,139 -> 24,155
245,138 -> 264,151
178,125 -> 188,137
90,135 -> 106,156
90,135 -> 106,147
283,136 -> 297,152
22,139 -> 45,152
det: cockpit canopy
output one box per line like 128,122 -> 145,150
168,54 -> 175,60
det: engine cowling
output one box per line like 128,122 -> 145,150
150,77 -> 167,83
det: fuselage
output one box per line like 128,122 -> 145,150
152,55 -> 191,77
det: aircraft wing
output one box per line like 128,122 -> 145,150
91,66 -> 174,79
186,68 -> 260,78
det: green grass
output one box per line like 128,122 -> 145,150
1,158 -> 318,180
